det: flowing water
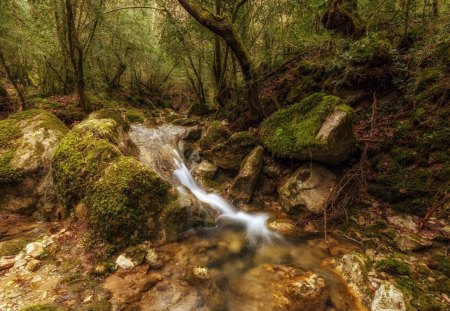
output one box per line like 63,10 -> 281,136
126,124 -> 360,310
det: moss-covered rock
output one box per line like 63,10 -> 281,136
375,258 -> 412,276
0,238 -> 27,257
125,109 -> 145,123
89,108 -> 130,131
187,101 -> 211,116
31,97 -> 86,125
260,93 -> 354,164
0,109 -> 68,217
205,131 -> 256,170
87,156 -> 169,243
20,304 -> 63,311
52,114 -> 169,245
199,121 -> 230,151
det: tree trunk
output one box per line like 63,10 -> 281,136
0,50 -> 26,112
177,0 -> 262,119
65,0 -> 88,112
432,0 -> 438,16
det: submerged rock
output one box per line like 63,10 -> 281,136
0,110 -> 68,217
260,93 -> 354,164
204,131 -> 256,170
323,253 -> 372,311
229,264 -> 329,311
229,146 -> 264,202
278,163 -> 337,214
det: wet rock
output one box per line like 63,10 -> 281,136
26,258 -> 42,272
387,215 -> 418,232
229,264 -> 329,311
0,110 -> 68,217
371,283 -> 406,311
278,163 -> 337,214
0,257 -> 15,271
178,140 -> 193,159
229,146 -> 264,202
260,93 -> 354,165
268,220 -> 299,236
199,121 -> 230,151
192,160 -> 218,179
145,249 -> 163,269
323,253 -> 372,311
25,242 -> 44,258
205,131 -> 256,170
182,126 -> 202,142
394,234 -> 432,252
115,254 -> 135,269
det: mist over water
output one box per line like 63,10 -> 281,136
129,124 -> 281,245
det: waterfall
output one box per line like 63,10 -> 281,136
129,124 -> 280,244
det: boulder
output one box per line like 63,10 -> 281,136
260,93 -> 355,164
229,264 -> 329,311
278,163 -> 337,214
52,114 -> 169,245
371,283 -> 406,311
323,253 -> 372,311
199,121 -> 230,151
25,242 -> 44,258
192,160 -> 218,179
205,131 -> 256,170
229,146 -> 264,202
0,110 -> 68,217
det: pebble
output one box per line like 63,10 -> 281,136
145,249 -> 163,269
27,259 -> 41,272
116,254 -> 134,269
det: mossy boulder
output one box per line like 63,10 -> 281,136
199,121 -> 230,151
204,131 -> 256,170
87,157 -> 169,243
52,114 -> 169,245
260,93 -> 355,165
0,109 -> 68,217
347,35 -> 394,66
125,109 -> 145,123
89,108 -> 130,131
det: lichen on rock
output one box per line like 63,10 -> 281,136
259,93 -> 354,164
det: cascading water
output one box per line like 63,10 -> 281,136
129,124 -> 280,244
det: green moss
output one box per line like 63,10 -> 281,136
84,301 -> 112,311
87,156 -> 169,243
90,108 -> 129,131
260,93 -> 351,159
20,304 -> 63,311
0,238 -> 27,256
0,150 -> 24,183
375,258 -> 412,275
125,109 -> 145,123
430,256 -> 450,277
123,245 -> 147,265
199,121 -> 230,150
346,35 -> 393,66
52,130 -> 121,214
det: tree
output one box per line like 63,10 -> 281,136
0,50 -> 26,112
176,0 -> 262,119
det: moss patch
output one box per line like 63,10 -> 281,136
20,304 -> 63,311
89,108 -> 129,131
0,238 -> 27,257
199,121 -> 230,150
260,93 -> 352,159
125,109 -> 145,123
375,258 -> 412,276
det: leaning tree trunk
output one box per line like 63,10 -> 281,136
177,0 -> 262,119
0,50 -> 26,112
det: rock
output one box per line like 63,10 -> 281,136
14,258 -> 27,268
0,257 -> 15,271
278,163 -> 337,214
394,234 -> 432,252
205,131 -> 256,170
268,220 -> 299,236
178,140 -> 192,159
116,254 -> 135,269
323,253 -> 372,311
123,245 -> 147,266
260,93 -> 355,164
25,242 -> 44,258
199,121 -> 230,150
52,116 -> 170,244
190,266 -> 211,283
181,126 -> 202,142
371,283 -> 406,311
388,215 -> 418,232
229,264 -> 329,311
26,258 -> 41,272
0,110 -> 68,217
229,146 -> 264,202
192,160 -> 218,179
145,249 -> 163,269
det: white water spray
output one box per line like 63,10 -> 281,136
129,124 -> 280,244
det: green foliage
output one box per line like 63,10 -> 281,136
0,238 -> 27,257
87,156 -> 169,243
125,109 -> 145,123
260,93 -> 351,159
